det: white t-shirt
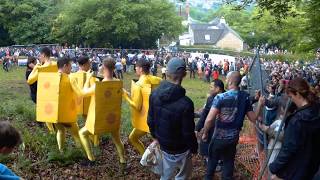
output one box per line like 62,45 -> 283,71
161,67 -> 167,74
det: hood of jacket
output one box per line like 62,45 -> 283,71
156,81 -> 186,103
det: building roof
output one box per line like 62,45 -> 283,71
189,17 -> 243,44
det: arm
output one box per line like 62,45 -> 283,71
147,93 -> 156,138
196,96 -> 214,132
70,77 -> 95,97
201,107 -> 219,141
246,96 -> 265,123
182,102 -> 198,154
0,164 -> 20,180
267,127 -> 285,141
122,88 -> 143,111
26,64 -> 39,84
260,123 -> 285,141
201,95 -> 222,141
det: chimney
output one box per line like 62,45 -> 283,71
220,17 -> 226,24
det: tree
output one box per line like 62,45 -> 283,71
0,0 -> 59,44
53,0 -> 183,48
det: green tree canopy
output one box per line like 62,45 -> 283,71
0,0 -> 59,44
53,0 -> 183,48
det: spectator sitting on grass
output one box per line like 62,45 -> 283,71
0,121 -> 22,180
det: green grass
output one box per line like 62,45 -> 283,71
0,67 -> 212,172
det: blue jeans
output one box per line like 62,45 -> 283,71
205,138 -> 238,180
161,150 -> 192,180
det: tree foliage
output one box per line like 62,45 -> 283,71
0,0 -> 182,48
0,0 -> 59,44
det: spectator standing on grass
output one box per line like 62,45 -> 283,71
161,66 -> 167,80
201,71 -> 265,180
121,57 -> 127,73
189,59 -> 197,79
115,59 -> 123,79
147,58 -> 197,179
269,78 -> 320,180
3,56 -> 9,72
25,56 -> 38,103
0,121 -> 22,180
204,65 -> 212,83
212,68 -> 219,80
195,79 -> 225,167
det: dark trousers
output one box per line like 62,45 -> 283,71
3,62 -> 8,72
162,73 -> 166,80
116,70 -> 123,79
205,138 -> 238,180
190,69 -> 195,78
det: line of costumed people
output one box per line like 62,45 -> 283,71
26,47 -> 161,165
25,47 -> 320,179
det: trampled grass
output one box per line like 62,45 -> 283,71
0,67 -> 212,172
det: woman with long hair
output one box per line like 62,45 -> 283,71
269,77 -> 320,180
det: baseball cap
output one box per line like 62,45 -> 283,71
167,58 -> 186,74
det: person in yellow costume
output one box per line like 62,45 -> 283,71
123,59 -> 162,155
79,57 -> 125,163
54,57 -> 94,151
27,47 -> 57,133
70,56 -> 99,147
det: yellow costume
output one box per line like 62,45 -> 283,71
27,61 -> 58,133
70,71 -> 99,146
70,71 -> 91,115
79,76 -> 125,163
123,75 -> 161,155
37,72 -> 89,151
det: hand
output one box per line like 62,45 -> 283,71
122,88 -> 130,96
271,175 -> 283,180
258,96 -> 265,105
28,63 -> 35,69
195,131 -> 202,142
259,123 -> 269,132
254,90 -> 261,100
201,129 -> 208,142
152,139 -> 159,145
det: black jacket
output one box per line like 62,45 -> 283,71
269,103 -> 320,180
25,70 -> 37,103
196,95 -> 215,132
147,81 -> 198,154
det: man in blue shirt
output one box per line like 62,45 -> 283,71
0,121 -> 22,180
201,71 -> 265,180
115,59 -> 123,79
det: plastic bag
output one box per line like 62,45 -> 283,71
140,141 -> 163,175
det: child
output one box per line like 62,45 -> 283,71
0,121 -> 22,180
